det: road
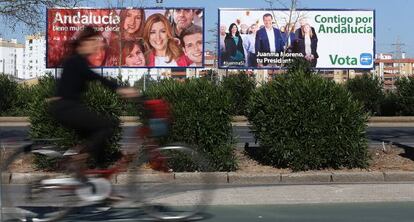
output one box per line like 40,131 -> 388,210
2,183 -> 414,221
3,202 -> 414,221
2,126 -> 414,149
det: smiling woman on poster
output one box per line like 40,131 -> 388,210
143,13 -> 189,67
120,9 -> 145,40
223,23 -> 245,66
294,23 -> 318,67
121,39 -> 147,67
105,9 -> 146,66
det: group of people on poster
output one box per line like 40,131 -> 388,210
220,13 -> 318,68
48,8 -> 203,68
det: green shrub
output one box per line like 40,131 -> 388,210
29,75 -> 123,168
379,92 -> 401,116
222,72 -> 256,116
0,74 -> 37,116
120,74 -> 159,116
11,84 -> 36,116
345,74 -> 384,115
145,78 -> 237,172
395,76 -> 414,115
0,74 -> 18,115
246,59 -> 370,171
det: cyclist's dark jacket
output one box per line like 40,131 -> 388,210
55,53 -> 118,100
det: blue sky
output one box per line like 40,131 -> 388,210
1,0 -> 412,56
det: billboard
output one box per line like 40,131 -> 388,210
47,8 -> 204,68
218,9 -> 375,69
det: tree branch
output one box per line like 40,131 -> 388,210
0,0 -> 86,31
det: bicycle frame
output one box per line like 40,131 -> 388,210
26,98 -> 173,204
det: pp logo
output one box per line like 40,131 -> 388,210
360,53 -> 373,66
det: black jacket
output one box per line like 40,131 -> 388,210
56,53 -> 118,100
223,34 -> 245,62
293,36 -> 319,59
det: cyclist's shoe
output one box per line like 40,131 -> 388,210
110,152 -> 136,171
63,144 -> 87,156
107,194 -> 125,202
149,151 -> 170,172
57,151 -> 89,172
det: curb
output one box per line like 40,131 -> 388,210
3,171 -> 414,185
370,116 -> 414,122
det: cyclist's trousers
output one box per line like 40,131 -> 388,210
49,99 -> 118,165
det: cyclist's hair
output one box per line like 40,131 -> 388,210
60,26 -> 100,65
70,26 -> 100,49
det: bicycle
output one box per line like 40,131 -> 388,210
1,98 -> 215,222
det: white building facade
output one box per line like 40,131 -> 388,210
0,38 -> 24,78
24,33 -> 54,79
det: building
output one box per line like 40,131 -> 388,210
374,53 -> 414,90
0,38 -> 24,78
24,33 -> 54,79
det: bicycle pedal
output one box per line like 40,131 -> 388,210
92,206 -> 111,213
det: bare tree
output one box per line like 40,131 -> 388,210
264,0 -> 307,67
206,23 -> 219,80
0,0 -> 87,31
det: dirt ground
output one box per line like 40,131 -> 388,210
235,145 -> 414,173
2,145 -> 414,174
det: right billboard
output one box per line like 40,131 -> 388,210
218,9 -> 375,69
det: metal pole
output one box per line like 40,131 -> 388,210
144,68 -> 149,92
14,54 -> 17,77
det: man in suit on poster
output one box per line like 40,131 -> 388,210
254,13 -> 284,67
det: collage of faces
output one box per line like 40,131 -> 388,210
47,8 -> 204,68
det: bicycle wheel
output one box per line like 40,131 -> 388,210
1,143 -> 79,222
126,144 -> 216,221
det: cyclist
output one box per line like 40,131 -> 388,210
48,26 -> 139,173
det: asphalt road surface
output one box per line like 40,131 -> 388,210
2,126 -> 414,149
3,202 -> 414,222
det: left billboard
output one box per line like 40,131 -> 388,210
47,8 -> 204,68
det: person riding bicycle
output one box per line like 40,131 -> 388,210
48,26 -> 139,171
